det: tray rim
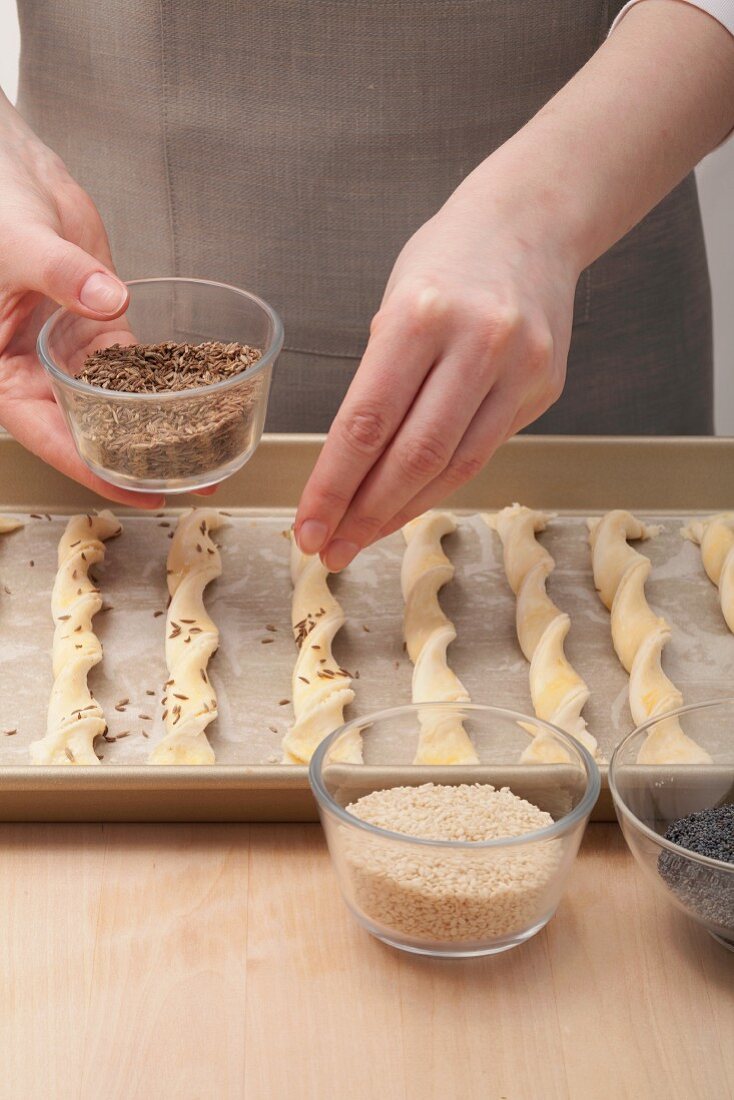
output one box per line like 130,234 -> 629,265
2,432 -> 733,821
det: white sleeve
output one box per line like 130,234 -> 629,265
610,0 -> 734,38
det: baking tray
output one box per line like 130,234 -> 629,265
1,433 -> 733,822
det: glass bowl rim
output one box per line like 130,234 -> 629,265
309,701 -> 601,850
609,697 -> 734,874
37,276 -> 284,402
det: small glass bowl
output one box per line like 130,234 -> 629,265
609,699 -> 734,951
309,703 -> 599,958
37,277 -> 283,493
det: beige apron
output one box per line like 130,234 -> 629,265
16,0 -> 712,434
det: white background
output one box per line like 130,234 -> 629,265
1,6 -> 732,431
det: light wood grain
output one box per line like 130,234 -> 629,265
0,824 -> 731,1100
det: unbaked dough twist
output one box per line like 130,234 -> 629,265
588,510 -> 710,764
148,508 -> 224,765
282,538 -> 360,764
31,510 -> 121,765
485,505 -> 597,763
0,518 -> 23,594
682,513 -> 734,634
0,517 -> 23,534
402,512 -> 478,765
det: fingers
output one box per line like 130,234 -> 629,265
0,395 -> 164,509
368,386 -> 517,542
7,225 -> 128,320
319,351 -> 494,569
296,271 -> 563,570
316,305 -> 529,569
293,283 -> 446,555
336,358 -> 559,558
368,359 -> 561,544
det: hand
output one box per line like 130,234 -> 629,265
295,187 -> 579,569
0,99 -> 163,507
295,0 -> 734,572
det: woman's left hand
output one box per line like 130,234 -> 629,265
294,186 -> 580,570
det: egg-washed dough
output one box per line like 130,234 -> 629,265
0,517 -> 23,594
282,537 -> 360,765
485,505 -> 597,764
148,509 -> 224,765
682,513 -> 734,634
588,510 -> 710,765
401,512 -> 478,765
30,510 -> 122,765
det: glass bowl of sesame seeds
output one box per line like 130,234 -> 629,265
610,700 -> 734,951
310,703 -> 600,958
37,277 -> 283,493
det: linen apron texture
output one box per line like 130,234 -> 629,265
16,0 -> 713,435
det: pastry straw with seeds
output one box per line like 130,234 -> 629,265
148,509 -> 225,764
282,536 -> 360,764
31,511 -> 122,765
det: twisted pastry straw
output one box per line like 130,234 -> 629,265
148,508 -> 224,765
31,510 -> 122,765
283,537 -> 360,764
0,518 -> 23,592
588,510 -> 710,764
485,505 -> 597,763
0,518 -> 23,534
402,512 -> 478,765
682,513 -> 734,634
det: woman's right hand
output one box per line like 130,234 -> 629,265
0,96 -> 163,507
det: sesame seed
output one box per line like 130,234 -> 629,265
344,784 -> 559,943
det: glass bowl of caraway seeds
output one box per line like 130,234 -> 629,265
610,699 -> 734,951
309,702 -> 600,957
38,277 -> 283,492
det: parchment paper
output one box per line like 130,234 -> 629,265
0,510 -> 731,765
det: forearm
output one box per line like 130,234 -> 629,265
450,0 -> 734,273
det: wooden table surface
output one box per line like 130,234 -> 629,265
0,822 -> 731,1100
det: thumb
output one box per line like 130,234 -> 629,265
18,227 -> 129,319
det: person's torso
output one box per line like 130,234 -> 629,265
16,0 -> 711,435
17,0 -> 616,353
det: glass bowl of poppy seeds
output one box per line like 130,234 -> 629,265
610,699 -> 734,950
38,277 -> 283,492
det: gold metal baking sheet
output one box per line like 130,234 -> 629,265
1,433 -> 733,822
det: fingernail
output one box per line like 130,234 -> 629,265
79,272 -> 128,314
298,519 -> 328,554
323,539 -> 359,572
